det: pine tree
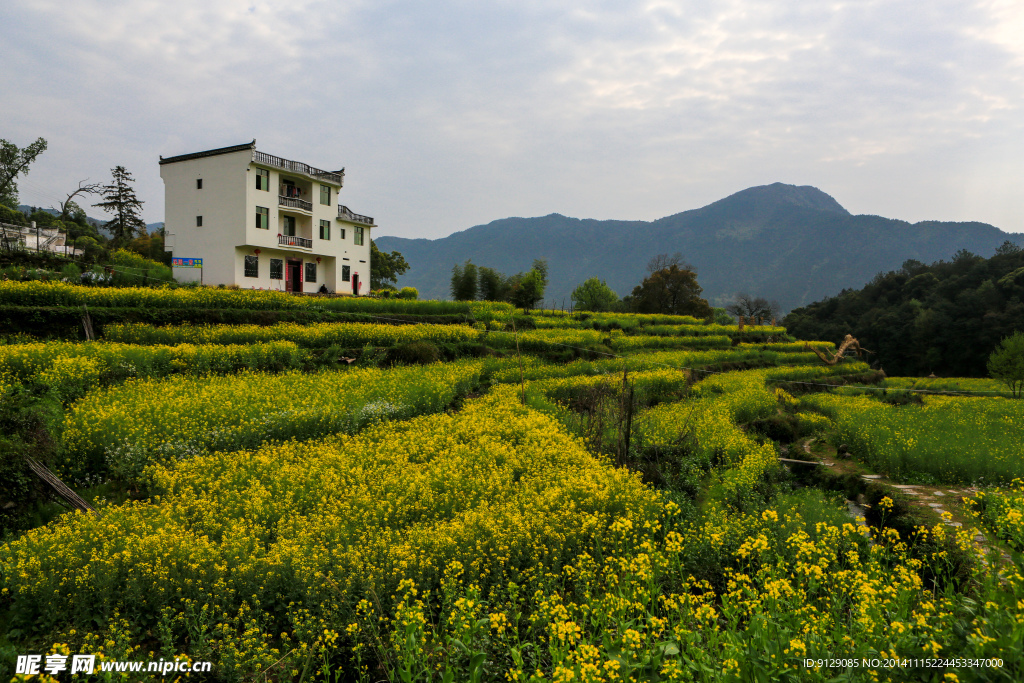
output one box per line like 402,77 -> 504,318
94,166 -> 147,247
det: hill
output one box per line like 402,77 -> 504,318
375,183 -> 1023,311
16,205 -> 162,238
784,245 -> 1024,377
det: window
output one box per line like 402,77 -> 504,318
353,226 -> 364,245
319,219 -> 330,240
256,206 -> 269,230
196,215 -> 203,227
339,227 -> 346,240
244,255 -> 259,278
320,184 -> 331,206
196,178 -> 203,189
256,168 -> 270,190
270,258 -> 283,280
305,262 -> 317,282
342,265 -> 351,282
282,216 -> 296,236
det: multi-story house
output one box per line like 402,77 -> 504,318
159,140 -> 374,294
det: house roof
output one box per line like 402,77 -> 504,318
159,141 -> 255,165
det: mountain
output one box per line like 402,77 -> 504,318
375,183 -> 1024,312
17,205 -> 163,238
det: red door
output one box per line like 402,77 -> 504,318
286,260 -> 302,293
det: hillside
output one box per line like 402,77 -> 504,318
784,246 -> 1024,377
16,205 -> 163,237
376,183 -> 1023,311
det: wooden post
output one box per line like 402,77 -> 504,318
738,315 -> 745,330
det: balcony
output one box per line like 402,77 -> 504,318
279,195 -> 313,212
254,150 -> 344,186
278,234 -> 313,249
337,205 -> 375,226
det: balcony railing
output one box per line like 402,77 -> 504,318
279,195 -> 313,212
254,150 -> 344,185
337,205 -> 375,225
278,234 -> 313,249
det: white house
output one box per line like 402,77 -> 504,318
159,140 -> 374,294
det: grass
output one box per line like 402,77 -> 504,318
803,391 -> 1024,484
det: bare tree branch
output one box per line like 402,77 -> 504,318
56,179 -> 103,220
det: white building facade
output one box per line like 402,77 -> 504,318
159,141 -> 374,294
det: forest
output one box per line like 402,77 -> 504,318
784,243 -> 1024,377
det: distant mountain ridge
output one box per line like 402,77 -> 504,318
16,205 -> 163,237
376,183 -> 1023,312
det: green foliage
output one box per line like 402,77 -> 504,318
0,203 -> 28,226
0,385 -> 63,538
127,230 -> 171,265
785,250 -> 1024,377
804,391 -> 1024,484
508,268 -> 545,311
712,307 -> 733,325
72,235 -> 105,261
385,340 -> 442,366
398,286 -> 418,300
571,277 -> 619,312
988,330 -> 1024,398
0,137 -> 47,207
450,260 -> 478,301
93,166 -> 147,247
107,249 -> 174,286
628,264 -> 713,318
477,266 -> 507,301
370,240 -> 410,290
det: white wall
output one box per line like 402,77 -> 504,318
162,147 -> 373,292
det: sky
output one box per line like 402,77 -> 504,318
2,0 -> 1022,238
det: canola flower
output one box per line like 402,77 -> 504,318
61,361 -> 484,482
0,279 -> 516,317
804,392 -> 1024,484
104,321 -> 482,348
487,348 -> 826,384
1,386 -> 660,681
486,328 -> 733,353
4,316 -> 1024,682
0,340 -> 302,399
968,480 -> 1024,551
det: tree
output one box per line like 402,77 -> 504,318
370,240 -> 410,290
94,166 -> 147,247
629,263 -> 712,317
645,252 -> 688,274
995,240 -> 1023,256
571,277 -> 619,312
532,258 -> 549,286
988,331 -> 1024,398
57,179 -> 103,222
509,268 -> 545,311
726,292 -> 781,321
450,260 -> 479,301
478,266 -> 508,301
0,137 -> 47,208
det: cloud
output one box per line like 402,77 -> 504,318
1,0 -> 1022,234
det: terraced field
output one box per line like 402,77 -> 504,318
0,283 -> 1020,682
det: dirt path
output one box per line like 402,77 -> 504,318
795,438 -> 1012,564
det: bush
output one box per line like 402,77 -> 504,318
988,330 -> 1024,398
385,341 -> 441,365
0,204 -> 28,226
398,286 -> 418,300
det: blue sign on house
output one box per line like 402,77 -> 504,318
172,258 -> 203,268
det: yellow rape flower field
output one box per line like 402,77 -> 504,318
0,303 -> 1022,682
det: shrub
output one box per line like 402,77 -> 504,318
385,341 -> 441,365
398,286 -> 418,300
